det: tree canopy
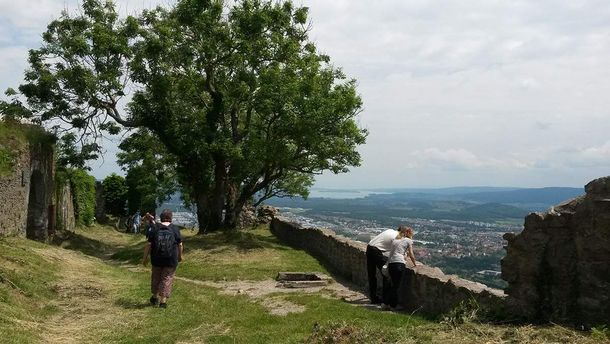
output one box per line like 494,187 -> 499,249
2,0 -> 367,232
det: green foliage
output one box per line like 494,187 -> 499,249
0,148 -> 13,177
56,133 -> 100,170
102,173 -> 127,216
5,0 -> 367,231
591,326 -> 610,340
63,169 -> 96,226
441,299 -> 481,328
117,129 -> 176,214
0,119 -> 55,177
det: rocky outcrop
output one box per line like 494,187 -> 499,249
502,176 -> 610,326
271,217 -> 505,316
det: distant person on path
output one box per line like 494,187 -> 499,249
142,209 -> 183,308
366,227 -> 399,304
143,212 -> 156,240
125,215 -> 133,233
132,211 -> 142,234
386,226 -> 417,310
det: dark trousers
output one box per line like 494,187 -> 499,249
366,245 -> 390,303
388,263 -> 415,308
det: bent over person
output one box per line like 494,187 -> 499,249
366,228 -> 398,304
142,209 -> 183,308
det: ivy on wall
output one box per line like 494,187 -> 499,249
57,168 -> 96,226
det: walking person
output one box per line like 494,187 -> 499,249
142,209 -> 183,308
366,228 -> 399,304
132,211 -> 142,234
386,226 -> 417,310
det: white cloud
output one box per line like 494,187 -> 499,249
2,0 -> 610,187
405,148 -> 531,171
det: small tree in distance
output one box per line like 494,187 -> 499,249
102,173 -> 127,216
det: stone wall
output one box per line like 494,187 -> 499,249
0,135 -> 55,240
502,176 -> 610,326
271,217 -> 505,316
0,139 -> 31,237
56,183 -> 76,232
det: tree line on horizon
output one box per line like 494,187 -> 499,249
0,0 -> 367,232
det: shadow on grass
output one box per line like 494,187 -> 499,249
184,230 -> 291,254
51,227 -> 292,266
51,231 -> 119,259
115,297 -> 152,310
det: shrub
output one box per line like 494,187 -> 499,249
102,173 -> 127,216
66,169 -> 96,226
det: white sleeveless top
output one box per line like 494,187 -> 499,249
387,238 -> 413,264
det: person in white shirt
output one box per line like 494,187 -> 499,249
366,226 -> 409,304
386,226 -> 417,309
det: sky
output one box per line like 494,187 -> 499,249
1,0 -> 610,189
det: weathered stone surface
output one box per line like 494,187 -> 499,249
276,272 -> 332,288
502,177 -> 610,326
237,205 -> 258,228
257,205 -> 279,224
271,217 -> 505,316
0,135 -> 54,240
56,183 -> 75,232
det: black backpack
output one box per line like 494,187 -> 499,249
154,224 -> 176,258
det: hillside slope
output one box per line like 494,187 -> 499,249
0,225 -> 607,343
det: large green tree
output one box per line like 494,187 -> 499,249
4,0 -> 367,232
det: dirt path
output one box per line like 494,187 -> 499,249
174,276 -> 370,316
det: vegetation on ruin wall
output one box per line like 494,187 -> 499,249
57,168 -> 96,226
0,119 -> 54,177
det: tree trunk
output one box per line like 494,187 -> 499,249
195,193 -> 210,235
196,158 -> 227,233
223,181 -> 238,229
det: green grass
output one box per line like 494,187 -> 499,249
0,224 -> 608,343
0,120 -> 54,177
0,238 -> 60,343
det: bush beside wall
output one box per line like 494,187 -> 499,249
59,169 -> 96,226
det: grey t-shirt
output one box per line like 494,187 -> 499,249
387,238 -> 413,264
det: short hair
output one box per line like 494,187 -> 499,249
160,209 -> 173,222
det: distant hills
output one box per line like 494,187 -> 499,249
267,186 -> 585,225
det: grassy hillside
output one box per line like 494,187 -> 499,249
0,225 -> 608,343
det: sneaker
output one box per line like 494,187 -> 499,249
150,297 -> 159,306
159,303 -> 167,309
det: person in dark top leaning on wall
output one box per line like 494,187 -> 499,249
385,226 -> 417,311
367,226 -> 407,304
142,209 -> 183,309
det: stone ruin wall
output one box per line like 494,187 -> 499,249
270,217 -> 505,316
0,140 -> 33,237
502,176 -> 610,326
56,182 -> 76,232
0,130 -> 75,240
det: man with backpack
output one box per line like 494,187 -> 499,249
142,209 -> 183,308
